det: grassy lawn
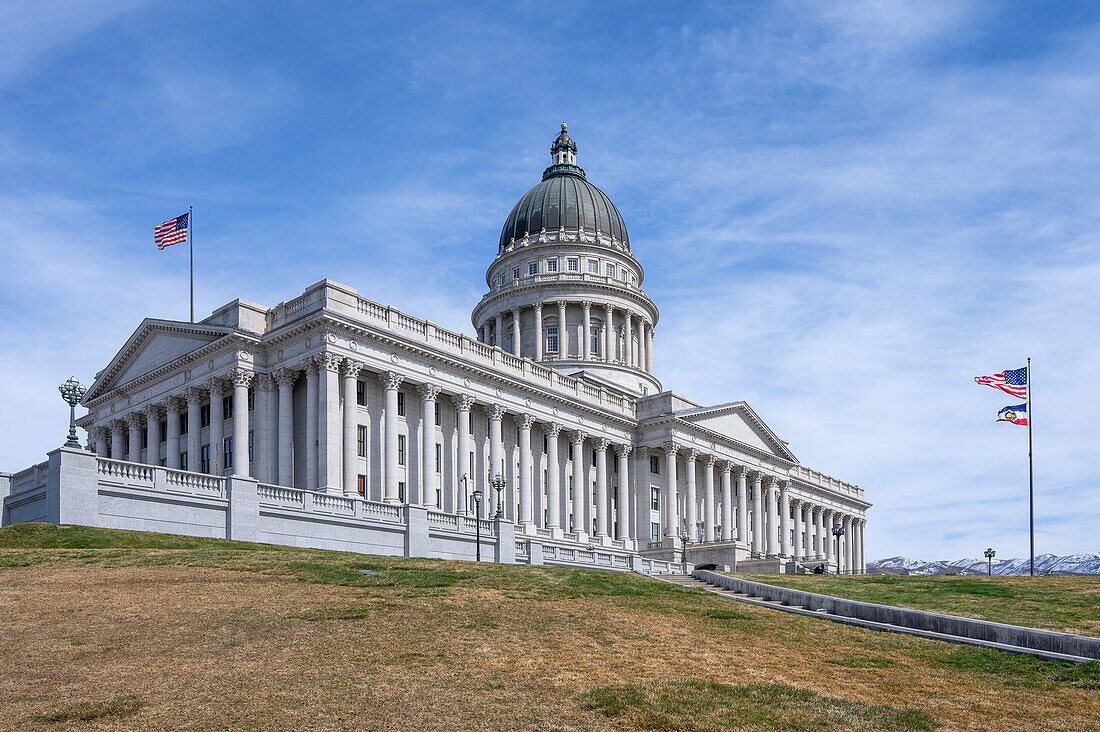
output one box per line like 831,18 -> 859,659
0,523 -> 1096,731
736,572 -> 1100,637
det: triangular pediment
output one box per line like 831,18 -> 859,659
84,319 -> 232,401
678,401 -> 798,462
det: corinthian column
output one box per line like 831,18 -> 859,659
593,437 -> 610,540
453,394 -> 474,514
274,368 -> 297,487
517,413 -> 535,533
144,406 -> 162,465
765,477 -> 779,557
229,369 -> 253,477
581,301 -> 592,360
791,498 -> 803,560
305,359 -> 319,490
750,471 -> 763,555
624,312 -> 634,367
703,455 -> 716,542
126,412 -> 143,463
662,442 -> 679,545
683,449 -> 698,542
110,421 -> 125,461
511,307 -> 522,357
720,461 -> 733,542
379,371 -> 404,503
534,302 -> 543,361
556,301 -> 568,357
207,380 -> 225,474
615,444 -> 632,541
317,353 -> 342,493
419,383 -> 442,506
604,304 -> 614,362
645,323 -> 654,373
343,360 -> 364,496
94,426 -> 109,458
571,431 -> 587,538
165,399 -> 181,469
545,423 -> 562,534
185,387 -> 203,472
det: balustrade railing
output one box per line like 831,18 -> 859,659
97,458 -> 154,484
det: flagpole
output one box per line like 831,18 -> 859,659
1027,356 -> 1034,577
189,205 -> 194,323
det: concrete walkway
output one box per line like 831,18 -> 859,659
655,574 -> 1097,664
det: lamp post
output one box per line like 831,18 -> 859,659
489,471 -> 506,519
459,473 -> 469,516
58,377 -> 87,448
984,547 -> 996,576
831,523 -> 846,575
472,487 -> 484,562
680,529 -> 689,574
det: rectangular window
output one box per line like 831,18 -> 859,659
546,326 -> 559,353
435,403 -> 442,427
499,274 -> 505,286
435,444 -> 442,473
587,259 -> 599,274
512,267 -> 520,280
200,404 -> 210,428
650,522 -> 660,542
436,488 -> 442,508
223,395 -> 233,420
159,419 -> 167,441
542,436 -> 547,454
397,392 -> 405,416
397,434 -> 406,466
223,437 -> 233,469
141,427 -> 148,449
248,431 -> 253,463
398,482 -> 406,502
247,389 -> 254,411
651,487 -> 660,510
180,452 -> 188,471
528,261 -> 538,276
180,413 -> 188,435
200,444 -> 210,473
357,425 -> 367,457
590,328 -> 600,355
650,455 -> 660,474
568,258 -> 579,272
606,263 -> 615,277
621,268 -> 628,281
356,380 -> 366,406
546,259 -> 558,273
357,475 -> 366,497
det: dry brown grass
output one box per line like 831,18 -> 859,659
1,528 -> 1098,730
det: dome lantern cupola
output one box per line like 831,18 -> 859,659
474,124 -> 660,396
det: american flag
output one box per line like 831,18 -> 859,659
975,366 -> 1028,399
154,212 -> 189,250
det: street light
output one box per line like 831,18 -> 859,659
489,471 -> 506,519
831,523 -> 846,575
680,529 -> 689,574
984,547 -> 996,576
459,473 -> 469,515
472,487 -> 484,562
58,377 -> 87,448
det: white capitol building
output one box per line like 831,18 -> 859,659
5,125 -> 868,574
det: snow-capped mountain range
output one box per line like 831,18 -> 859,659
868,553 -> 1100,576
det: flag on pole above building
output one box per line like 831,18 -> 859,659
997,404 -> 1028,426
154,212 -> 189,250
974,366 -> 1028,399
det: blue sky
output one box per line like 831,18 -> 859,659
2,1 -> 1097,560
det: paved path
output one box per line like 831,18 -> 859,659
654,574 -> 1095,664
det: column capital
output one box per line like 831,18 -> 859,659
763,475 -> 779,489
165,396 -> 182,415
516,413 -> 535,430
544,421 -> 562,437
556,299 -> 568,310
417,383 -> 442,401
183,386 -> 204,404
274,368 -> 299,388
604,302 -> 613,313
614,443 -> 633,458
682,448 -> 697,463
126,411 -> 145,428
93,425 -> 109,442
301,356 -> 319,374
719,460 -> 734,475
451,393 -> 475,412
315,352 -> 342,373
255,372 -> 275,390
790,497 -> 803,509
733,464 -> 748,479
779,479 -> 791,493
144,404 -> 163,420
110,420 -> 126,436
378,370 -> 404,391
593,437 -> 610,452
636,445 -> 649,459
229,368 -> 254,388
571,430 -> 587,445
581,300 -> 592,312
342,359 -> 365,379
488,404 -> 506,421
703,454 -> 717,468
205,378 -> 226,397
534,301 -> 543,312
661,440 -> 678,456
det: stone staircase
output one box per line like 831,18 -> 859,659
655,574 -> 1098,664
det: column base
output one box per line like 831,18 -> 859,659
596,533 -> 612,547
549,527 -> 564,540
521,522 -> 538,536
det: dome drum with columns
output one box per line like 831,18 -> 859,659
473,124 -> 661,396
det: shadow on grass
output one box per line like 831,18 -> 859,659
577,679 -> 937,731
934,647 -> 1100,689
34,694 -> 146,723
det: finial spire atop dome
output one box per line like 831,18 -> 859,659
543,122 -> 584,180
